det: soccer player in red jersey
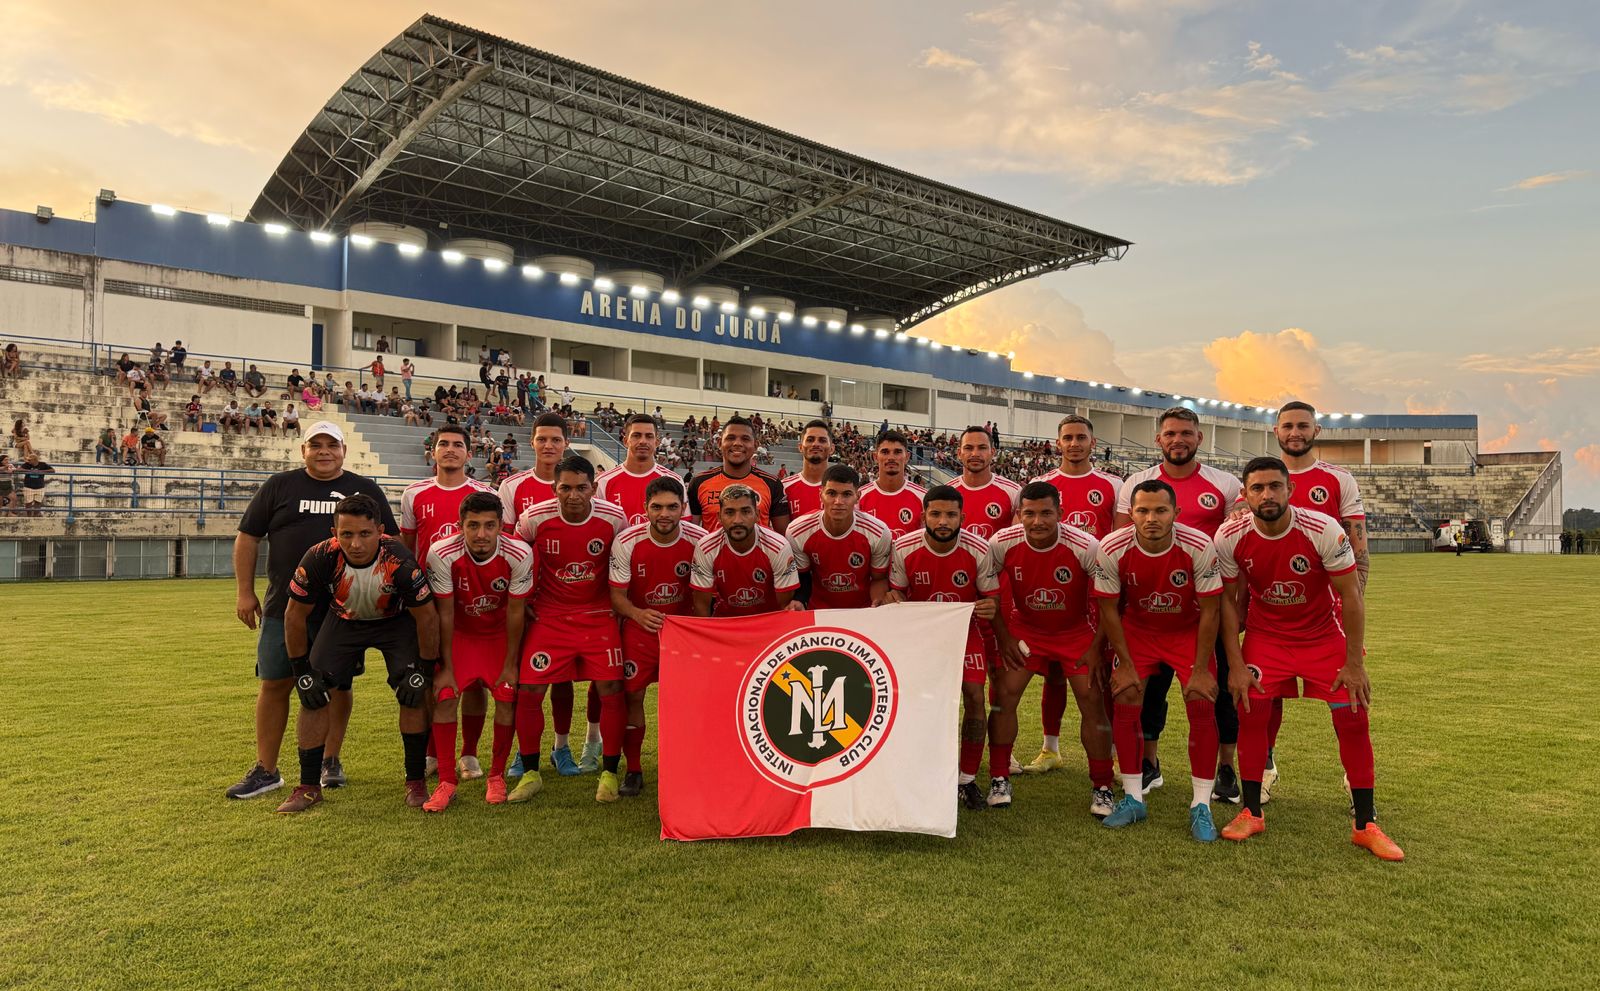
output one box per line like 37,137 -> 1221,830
986,482 -> 1112,815
787,464 -> 892,609
1116,406 -> 1245,803
497,412 -> 593,774
276,495 -> 440,813
781,420 -> 836,518
690,484 -> 800,616
422,492 -> 533,811
687,416 -> 791,533
608,476 -> 707,797
884,485 -> 999,812
858,430 -> 926,539
1214,457 -> 1403,861
1022,414 -> 1122,776
510,455 -> 631,804
596,413 -> 678,525
1262,401 -> 1372,798
951,426 -> 1021,540
1093,479 -> 1224,841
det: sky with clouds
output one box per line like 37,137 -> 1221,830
0,1 -> 1596,501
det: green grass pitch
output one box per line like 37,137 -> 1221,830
2,554 -> 1597,989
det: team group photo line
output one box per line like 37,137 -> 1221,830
228,402 -> 1402,861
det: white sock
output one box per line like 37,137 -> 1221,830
1043,734 -> 1060,752
1121,773 -> 1143,803
555,733 -> 570,749
585,721 -> 602,744
959,772 -> 975,785
1192,777 -> 1214,808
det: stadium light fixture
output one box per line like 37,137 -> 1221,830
827,319 -> 843,331
720,301 -> 738,314
1268,407 -> 1279,415
1329,412 -> 1344,420
263,222 -> 289,236
692,295 -> 710,308
1007,351 -> 1017,360
559,272 -> 580,285
483,258 -> 507,272
850,324 -> 867,335
929,341 -> 944,350
1088,381 -> 1099,388
1056,376 -> 1066,383
521,263 -> 543,278
894,331 -> 908,342
205,213 -> 231,227
1131,387 -> 1143,395
150,203 -> 177,217
777,311 -> 793,323
916,337 -> 931,346
874,328 -> 891,339
441,249 -> 465,263
309,231 -> 335,244
801,315 -> 818,328
748,305 -> 767,317
661,289 -> 681,304
1023,371 -> 1035,379
397,242 -> 422,256
1172,394 -> 1183,402
1351,412 -> 1365,420
593,276 -> 615,290
350,233 -> 374,247
987,351 -> 1000,359
629,284 -> 650,298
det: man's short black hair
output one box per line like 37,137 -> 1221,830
1278,400 -> 1317,418
556,453 -> 595,483
334,493 -> 382,523
434,424 -> 469,445
1019,481 -> 1060,507
876,429 -> 910,450
821,463 -> 860,489
723,415 -> 754,435
924,484 -> 963,509
533,412 -> 570,437
644,476 -> 685,504
1129,479 -> 1176,507
624,412 -> 657,432
802,419 -> 834,438
459,491 -> 504,520
960,426 -> 992,443
1242,455 -> 1289,484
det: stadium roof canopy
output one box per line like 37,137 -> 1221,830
250,14 -> 1129,330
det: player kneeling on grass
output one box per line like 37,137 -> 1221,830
422,492 -> 533,812
986,482 -> 1113,815
608,477 -> 706,797
1214,457 -> 1403,861
1092,479 -> 1224,841
276,495 -> 441,813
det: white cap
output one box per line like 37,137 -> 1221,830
304,420 -> 344,444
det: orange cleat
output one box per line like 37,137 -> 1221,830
485,774 -> 508,805
1351,822 -> 1405,861
1221,809 -> 1266,842
422,781 -> 456,813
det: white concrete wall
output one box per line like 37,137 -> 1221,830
100,293 -> 311,364
0,281 -> 84,344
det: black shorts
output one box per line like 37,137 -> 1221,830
310,612 -> 420,693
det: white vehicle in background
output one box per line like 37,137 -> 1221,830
1433,519 -> 1494,553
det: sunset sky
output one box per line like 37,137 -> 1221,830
1,1 -> 1596,502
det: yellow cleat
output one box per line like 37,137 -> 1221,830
507,770 -> 543,803
1019,749 -> 1065,774
595,770 -> 620,804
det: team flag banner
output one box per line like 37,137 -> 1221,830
657,602 -> 968,841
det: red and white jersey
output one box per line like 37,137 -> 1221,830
781,474 -> 824,519
786,510 -> 892,609
1290,460 -> 1365,521
514,497 -> 628,615
985,523 -> 1099,635
953,475 -> 1022,540
858,479 -> 926,539
399,476 -> 496,564
609,520 -> 708,626
1214,508 -> 1356,643
1116,462 -> 1241,535
1092,523 -> 1222,635
596,462 -> 680,526
497,469 -> 556,527
1031,467 -> 1120,537
690,526 -> 800,617
888,530 -> 998,603
425,533 -> 535,639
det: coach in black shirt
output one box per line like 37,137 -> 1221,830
224,420 -> 397,800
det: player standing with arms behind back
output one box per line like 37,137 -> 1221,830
858,430 -> 926,539
596,413 -> 677,525
781,420 -> 836,518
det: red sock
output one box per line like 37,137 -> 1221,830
1087,758 -> 1114,789
624,723 -> 646,774
1113,703 -> 1143,777
587,682 -> 602,724
599,690 -> 626,757
1267,697 -> 1285,750
959,739 -> 983,776
1330,705 -> 1375,788
1041,680 -> 1067,737
490,720 -> 515,776
515,694 -> 545,757
1237,699 -> 1271,783
461,711 -> 485,759
1184,697 -> 1220,778
551,681 -> 574,736
431,721 -> 459,785
989,743 -> 1013,780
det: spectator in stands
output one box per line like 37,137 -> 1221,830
571,411 -> 588,438
340,381 -> 357,409
0,455 -> 13,514
402,400 -> 420,426
197,360 -> 217,395
561,384 -> 574,408
147,358 -> 168,390
400,358 -> 414,400
140,427 -> 166,467
12,418 -> 36,460
369,355 -> 385,390
120,426 -> 140,465
1,342 -> 20,378
494,367 -> 510,403
281,402 -> 300,435
114,352 -> 135,384
478,355 -> 493,389
150,342 -> 166,365
478,344 -> 490,365
219,362 -> 239,396
95,426 -> 118,464
287,368 -> 305,396
375,334 -> 390,354
820,399 -> 833,420
169,341 -> 187,373
132,393 -> 168,431
261,403 -> 278,433
300,383 -> 321,411
220,399 -> 245,434
243,364 -> 266,398
17,451 -> 54,515
322,371 -> 336,394
244,400 -> 263,434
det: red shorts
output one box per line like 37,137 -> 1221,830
441,633 -> 516,702
1124,624 -> 1210,684
1241,633 -> 1350,703
1013,623 -> 1095,677
520,609 -> 624,686
963,628 -> 988,685
621,621 -> 661,693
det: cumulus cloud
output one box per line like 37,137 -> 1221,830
1575,444 -> 1600,479
915,280 -> 1126,383
920,47 -> 980,72
1199,328 -> 1384,409
1501,170 -> 1591,191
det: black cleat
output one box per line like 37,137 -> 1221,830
958,781 -> 987,811
1141,758 -> 1164,794
225,763 -> 283,800
1213,763 -> 1241,804
619,771 -> 644,797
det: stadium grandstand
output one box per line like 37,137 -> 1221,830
0,13 -> 1563,579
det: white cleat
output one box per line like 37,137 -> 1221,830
457,755 -> 484,781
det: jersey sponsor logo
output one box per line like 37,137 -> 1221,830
1309,485 -> 1330,505
1289,554 -> 1312,575
1169,569 -> 1190,588
822,573 -> 858,592
434,522 -> 460,540
587,538 -> 605,556
1065,510 -> 1097,531
1198,492 -> 1220,510
558,561 -> 596,583
1053,565 -> 1072,583
898,507 -> 914,524
1139,591 -> 1182,614
464,594 -> 502,617
645,582 -> 683,606
491,576 -> 510,592
951,570 -> 970,588
985,503 -> 1002,519
1087,489 -> 1104,506
726,586 -> 766,609
1025,587 -> 1065,610
752,568 -> 768,583
738,627 -> 898,790
530,651 -> 552,671
1261,580 -> 1307,606
848,551 -> 866,569
929,591 -> 962,602
967,524 -> 995,539
674,560 -> 691,577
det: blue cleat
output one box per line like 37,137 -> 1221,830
1102,795 -> 1148,829
1190,803 -> 1219,842
506,752 -> 524,779
550,745 -> 580,777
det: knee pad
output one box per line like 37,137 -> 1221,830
491,682 -> 518,704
